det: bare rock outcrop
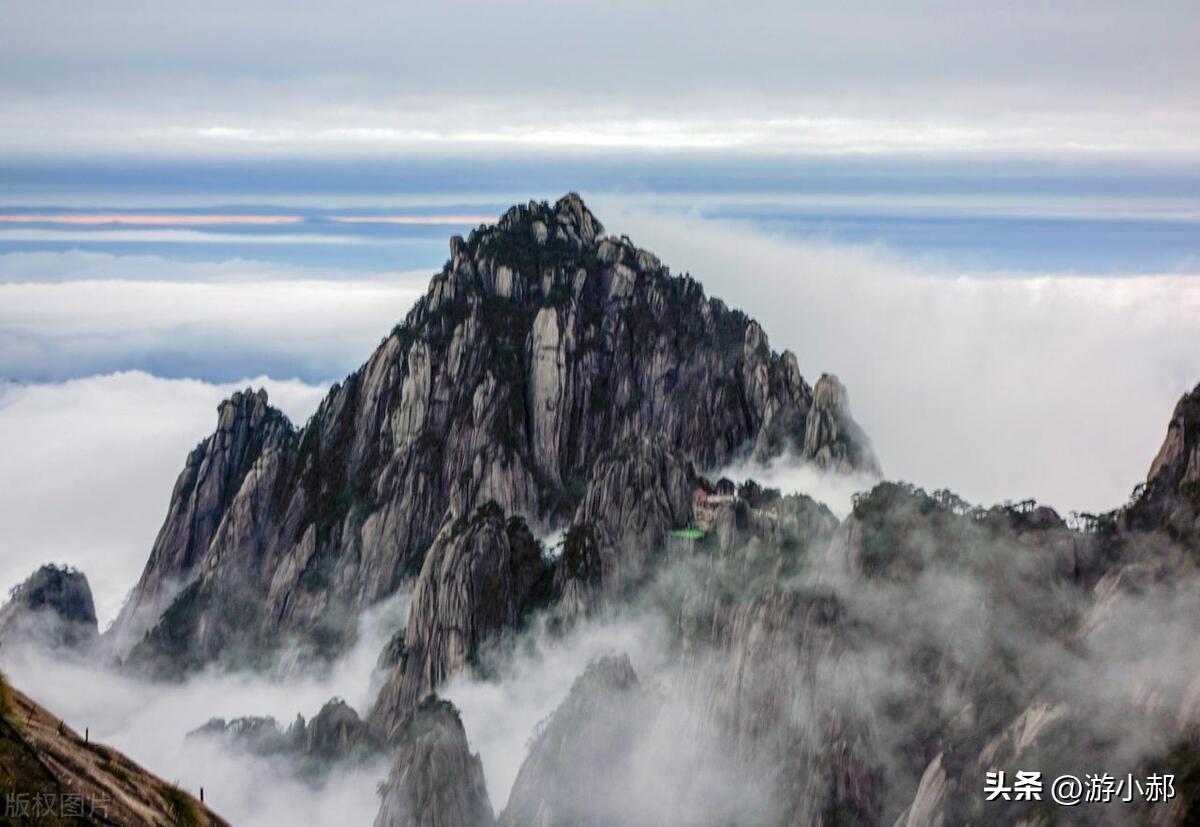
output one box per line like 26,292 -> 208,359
370,504 -> 550,736
895,753 -> 948,827
110,388 -> 294,654
803,374 -> 880,474
500,654 -> 655,827
374,696 -> 493,827
111,193 -> 878,678
188,696 -> 384,775
1128,382 -> 1200,539
0,564 -> 98,651
554,438 -> 696,615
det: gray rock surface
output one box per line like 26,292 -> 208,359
499,655 -> 655,827
0,564 -> 99,651
1129,381 -> 1200,538
803,374 -> 880,474
554,438 -> 696,615
370,504 -> 550,736
187,697 -> 383,775
110,389 -> 294,655
374,696 -> 493,827
111,193 -> 877,676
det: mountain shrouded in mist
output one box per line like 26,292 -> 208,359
106,193 -> 878,675
4,195 -> 1200,826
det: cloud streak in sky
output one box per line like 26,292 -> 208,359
0,214 -> 304,226
0,272 -> 425,382
1,1 -> 1198,159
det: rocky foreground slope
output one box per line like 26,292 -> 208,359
0,674 -> 227,826
109,193 -> 877,675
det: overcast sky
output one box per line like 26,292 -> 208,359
2,0 -> 1199,160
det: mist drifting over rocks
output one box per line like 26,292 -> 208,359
2,195 -> 1198,826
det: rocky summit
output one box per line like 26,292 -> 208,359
0,564 -> 99,651
108,193 -> 878,676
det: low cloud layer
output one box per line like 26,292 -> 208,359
0,592 -> 409,826
0,371 -> 328,625
443,613 -> 674,810
3,213 -> 1197,625
0,269 -> 425,382
611,207 -> 1200,514
717,456 -> 880,520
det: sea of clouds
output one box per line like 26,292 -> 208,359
2,209 -> 1200,824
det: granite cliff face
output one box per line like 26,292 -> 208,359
111,193 -> 878,675
374,697 -> 493,827
111,388 -> 296,656
499,655 -> 655,827
1128,381 -> 1200,541
370,504 -> 550,735
0,564 -> 99,651
554,437 -> 697,616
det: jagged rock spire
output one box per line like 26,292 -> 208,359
375,697 -> 493,827
0,564 -> 98,650
110,193 -> 879,683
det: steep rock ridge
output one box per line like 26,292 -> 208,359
1146,383 -> 1200,495
374,696 -> 493,827
554,438 -> 696,615
895,753 -> 949,827
114,193 -> 877,675
803,374 -> 879,474
1129,382 -> 1200,540
110,388 -> 295,654
499,655 -> 657,827
0,564 -> 99,651
302,697 -> 379,762
370,504 -> 550,735
189,698 -> 383,774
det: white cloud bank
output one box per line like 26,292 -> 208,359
3,216 -> 1199,626
611,208 -> 1200,515
0,592 -> 409,827
0,372 -> 329,626
0,250 -> 406,283
0,271 -> 425,382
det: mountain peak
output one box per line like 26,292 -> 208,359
113,194 -> 879,678
0,564 -> 98,650
463,192 -> 604,262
